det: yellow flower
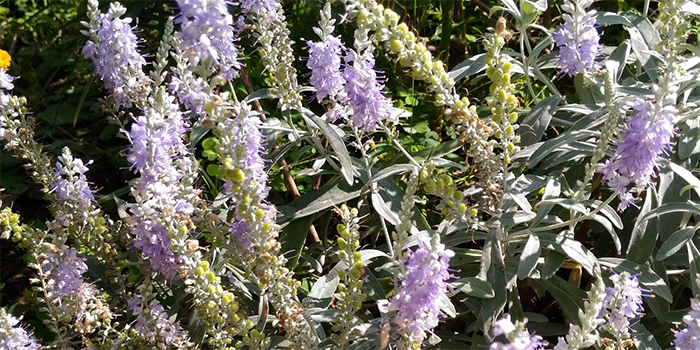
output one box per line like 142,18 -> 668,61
0,50 -> 10,71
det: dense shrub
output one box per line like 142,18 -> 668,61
0,0 -> 699,349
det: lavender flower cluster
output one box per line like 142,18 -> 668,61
126,90 -> 196,279
0,309 -> 38,350
490,315 -> 544,350
305,5 -> 395,131
674,299 -> 700,350
389,236 -> 454,344
82,1 -> 149,108
128,296 -> 189,347
553,0 -> 601,77
600,272 -> 645,340
2,0 -> 700,349
599,97 -> 677,210
175,0 -> 241,80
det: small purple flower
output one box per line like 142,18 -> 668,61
0,69 -> 14,91
599,98 -> 676,210
342,47 -> 395,131
307,38 -> 346,102
126,93 -> 195,279
305,7 -> 346,103
553,0 -> 601,77
127,109 -> 189,178
221,113 -> 268,200
132,222 -> 182,279
83,1 -> 148,108
168,71 -> 210,115
599,272 -> 645,339
0,309 -> 39,350
129,296 -> 188,346
239,0 -> 277,15
52,148 -> 95,213
490,315 -> 544,350
175,0 -> 241,80
674,299 -> 700,350
43,247 -> 88,297
389,237 -> 454,342
230,218 -> 252,252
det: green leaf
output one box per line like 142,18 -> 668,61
668,162 -> 700,197
372,178 -> 430,231
366,164 -> 416,187
632,323 -> 662,350
453,277 -> 495,298
535,232 -> 600,276
527,130 -> 597,168
495,211 -> 536,227
639,202 -> 700,222
688,240 -> 700,298
437,292 -> 456,318
206,164 -> 221,177
243,88 -> 275,103
277,176 -> 362,223
627,188 -> 657,264
306,114 -> 354,185
448,53 -> 487,82
678,118 -> 700,160
656,227 -> 695,260
583,200 -> 623,229
606,40 -> 631,81
542,251 -> 566,279
280,215 -> 315,269
518,234 -> 541,280
539,275 -> 586,327
307,265 -> 339,304
599,258 -> 673,302
189,122 -> 210,151
537,198 -> 589,216
518,96 -> 562,147
532,177 -> 561,227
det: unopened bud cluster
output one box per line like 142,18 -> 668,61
392,167 -> 421,261
421,162 -> 478,227
248,2 -> 303,111
185,260 -> 250,349
554,277 -> 606,350
333,204 -> 366,347
484,25 -> 521,167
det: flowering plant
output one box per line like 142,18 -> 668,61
0,0 -> 700,349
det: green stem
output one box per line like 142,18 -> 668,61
438,1 -> 454,60
519,23 -> 538,103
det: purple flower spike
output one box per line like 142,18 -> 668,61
674,299 -> 700,350
83,1 -> 148,108
42,247 -> 88,297
389,237 -> 454,342
305,5 -> 346,103
239,0 -> 277,15
129,296 -> 189,347
490,314 -> 544,350
52,148 -> 95,214
343,47 -> 394,131
126,92 -> 195,279
599,272 -> 645,339
307,38 -> 346,102
553,0 -> 601,77
0,309 -> 39,350
599,98 -> 676,210
176,0 -> 241,80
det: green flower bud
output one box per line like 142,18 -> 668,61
390,39 -> 403,52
